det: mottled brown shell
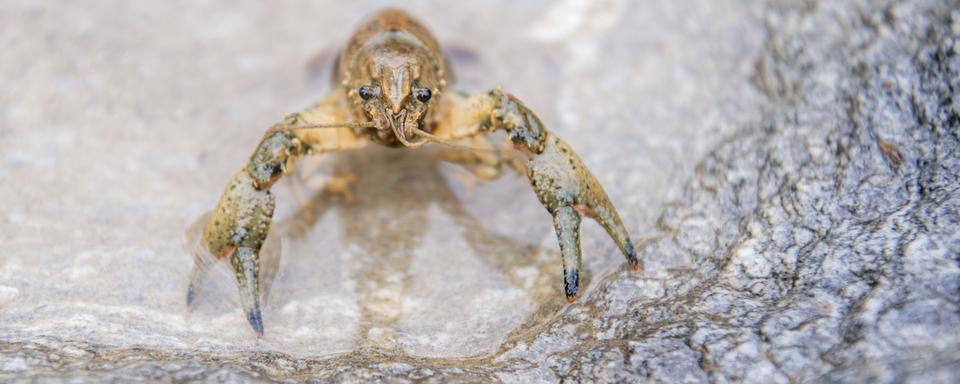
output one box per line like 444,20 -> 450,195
336,8 -> 446,90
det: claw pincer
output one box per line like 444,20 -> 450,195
199,128 -> 299,336
492,92 -> 639,302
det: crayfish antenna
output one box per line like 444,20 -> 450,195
413,128 -> 503,153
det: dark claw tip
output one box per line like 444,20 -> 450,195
247,309 -> 264,337
564,270 -> 579,299
625,241 -> 641,271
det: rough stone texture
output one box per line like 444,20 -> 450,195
2,0 -> 959,382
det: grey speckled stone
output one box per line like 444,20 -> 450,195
2,0 -> 959,382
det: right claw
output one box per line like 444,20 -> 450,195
200,170 -> 275,337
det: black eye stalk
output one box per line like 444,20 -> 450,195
413,87 -> 432,103
358,85 -> 378,100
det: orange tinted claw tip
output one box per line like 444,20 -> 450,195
566,295 -> 577,304
255,331 -> 264,339
631,262 -> 640,271
217,245 -> 237,260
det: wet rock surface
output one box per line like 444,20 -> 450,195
2,0 -> 959,382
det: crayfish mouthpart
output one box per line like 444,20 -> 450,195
386,109 -> 428,147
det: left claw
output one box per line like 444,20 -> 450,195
493,92 -> 639,302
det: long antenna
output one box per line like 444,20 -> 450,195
290,122 -> 377,131
413,128 -> 504,154
290,123 -> 514,155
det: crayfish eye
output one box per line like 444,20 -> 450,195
413,87 -> 432,103
358,85 -> 377,100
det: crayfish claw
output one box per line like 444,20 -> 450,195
494,94 -> 638,301
195,143 -> 280,335
230,247 -> 264,337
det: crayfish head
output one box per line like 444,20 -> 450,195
345,34 -> 443,147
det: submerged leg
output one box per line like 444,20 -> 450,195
432,89 -> 639,302
193,90 -> 367,336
